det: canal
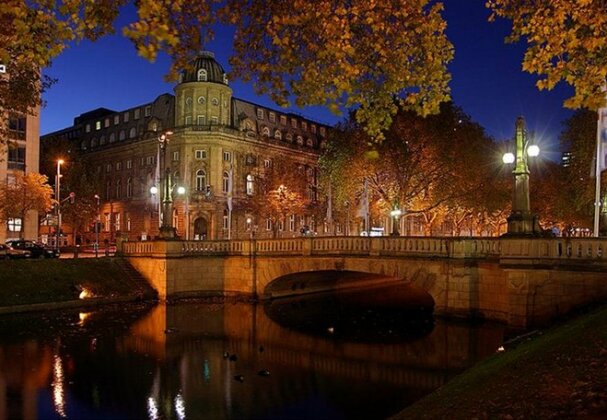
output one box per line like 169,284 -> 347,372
0,283 -> 509,419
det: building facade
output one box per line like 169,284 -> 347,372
0,65 -> 41,243
42,52 -> 329,244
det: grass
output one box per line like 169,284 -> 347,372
394,303 -> 607,419
0,258 -> 156,307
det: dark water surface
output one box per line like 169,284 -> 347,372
0,284 -> 507,419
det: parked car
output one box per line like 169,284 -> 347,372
6,240 -> 60,259
0,244 -> 32,259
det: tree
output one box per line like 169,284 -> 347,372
0,172 -> 53,238
488,0 -> 607,110
239,156 -> 311,237
2,0 -> 452,141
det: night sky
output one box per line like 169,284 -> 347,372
41,0 -> 573,160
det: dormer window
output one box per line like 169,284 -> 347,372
274,129 -> 282,140
197,69 -> 207,82
261,126 -> 270,137
286,133 -> 293,142
223,74 -> 228,84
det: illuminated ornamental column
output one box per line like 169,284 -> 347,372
503,116 -> 542,236
159,132 -> 176,239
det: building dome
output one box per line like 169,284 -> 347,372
180,51 -> 228,85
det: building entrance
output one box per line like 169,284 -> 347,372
194,217 -> 208,240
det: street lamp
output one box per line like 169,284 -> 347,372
55,159 -> 64,250
94,194 -> 100,258
502,116 -> 542,236
390,208 -> 402,236
157,131 -> 176,239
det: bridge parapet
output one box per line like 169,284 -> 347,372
501,237 -> 607,264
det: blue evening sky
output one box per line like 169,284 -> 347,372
41,0 -> 573,158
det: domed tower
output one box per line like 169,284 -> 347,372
174,51 -> 232,128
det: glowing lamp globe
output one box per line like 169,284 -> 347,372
527,144 -> 540,157
177,186 -> 186,195
150,186 -> 158,195
502,152 -> 515,164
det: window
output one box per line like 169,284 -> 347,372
8,218 -> 22,232
146,156 -> 155,166
196,170 -> 206,191
126,213 -> 131,231
123,112 -> 129,122
85,124 -> 91,133
145,106 -> 151,117
109,133 -> 115,143
114,115 -> 120,125
134,108 -> 140,119
173,209 -> 179,231
222,171 -> 230,193
291,118 -> 297,128
116,162 -> 122,171
280,115 -> 287,125
106,164 -> 111,173
289,215 -> 295,232
320,127 -> 326,136
285,133 -> 293,142
223,74 -> 229,84
261,126 -> 270,136
269,112 -> 276,123
278,219 -> 284,231
104,213 -> 111,231
183,116 -> 191,125
195,149 -> 207,160
211,116 -> 218,125
115,179 -> 122,198
104,118 -> 110,128
302,121 -> 307,131
274,129 -> 282,140
197,69 -> 207,81
99,136 -> 105,146
311,124 -> 317,133
246,174 -> 254,195
257,108 -> 264,120
223,209 -> 229,230
306,138 -> 314,147
119,130 -> 126,141
173,151 -> 179,161
105,181 -> 111,200
129,127 -> 136,138
296,135 -> 304,145
223,151 -> 232,162
197,96 -> 205,104
264,159 -> 271,168
126,159 -> 132,169
197,115 -> 206,125
95,121 -> 101,130
266,218 -> 272,231
126,178 -> 132,198
212,98 -> 219,106
115,212 -> 121,232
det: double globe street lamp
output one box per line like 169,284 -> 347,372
502,116 -> 542,236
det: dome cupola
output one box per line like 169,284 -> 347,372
180,51 -> 228,85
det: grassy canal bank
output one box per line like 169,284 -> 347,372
395,303 -> 607,419
0,258 -> 156,311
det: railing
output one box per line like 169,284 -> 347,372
500,237 -> 607,261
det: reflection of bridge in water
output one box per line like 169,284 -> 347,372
123,236 -> 607,328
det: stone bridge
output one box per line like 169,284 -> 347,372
121,236 -> 607,328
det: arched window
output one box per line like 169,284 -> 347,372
109,133 -> 115,143
196,170 -> 206,192
246,174 -> 254,195
105,180 -> 111,200
129,127 -> 136,138
173,209 -> 179,231
274,129 -> 282,140
285,133 -> 293,142
91,137 -> 98,148
261,126 -> 270,137
306,138 -> 314,147
296,135 -> 304,145
80,139 -> 87,150
222,171 -> 230,193
126,178 -> 132,198
119,130 -> 126,141
100,135 -> 106,145
223,209 -> 229,230
197,69 -> 207,82
115,179 -> 122,199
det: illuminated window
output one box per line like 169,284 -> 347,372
246,174 -> 254,195
289,215 -> 295,231
266,218 -> 272,231
8,218 -> 22,232
196,170 -> 206,191
115,213 -> 121,231
173,151 -> 179,161
95,121 -> 101,130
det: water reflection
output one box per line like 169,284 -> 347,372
0,285 -> 507,419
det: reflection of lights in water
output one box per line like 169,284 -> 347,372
147,397 -> 159,420
79,287 -> 93,299
78,312 -> 91,326
203,359 -> 211,383
52,354 -> 67,418
175,393 -> 186,420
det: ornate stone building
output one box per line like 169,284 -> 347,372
41,52 -> 329,243
0,64 -> 41,242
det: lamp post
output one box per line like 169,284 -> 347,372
94,194 -> 100,258
502,116 -> 542,236
390,208 -> 402,236
157,131 -> 176,239
55,159 -> 64,250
